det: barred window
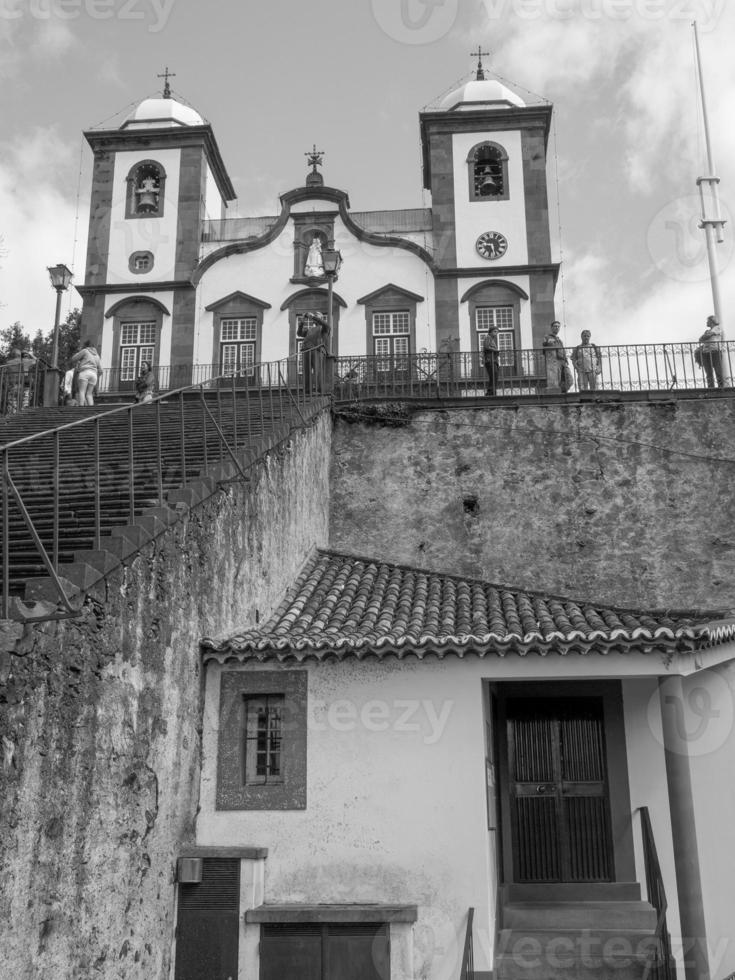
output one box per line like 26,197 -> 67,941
243,695 -> 284,786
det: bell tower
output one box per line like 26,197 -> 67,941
420,52 -> 559,358
79,75 -> 235,387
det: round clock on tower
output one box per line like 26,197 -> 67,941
475,231 -> 508,260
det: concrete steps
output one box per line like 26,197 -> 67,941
495,901 -> 658,980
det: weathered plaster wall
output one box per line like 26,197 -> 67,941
0,413 -> 331,980
329,398 -> 735,609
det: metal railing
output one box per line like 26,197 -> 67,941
459,907 -> 475,980
350,207 -> 434,234
0,357 -> 52,415
0,356 -> 329,619
95,342 -> 735,401
332,342 -> 735,401
639,807 -> 675,980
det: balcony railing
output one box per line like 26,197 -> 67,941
202,216 -> 280,242
332,342 -> 734,401
93,342 -> 734,402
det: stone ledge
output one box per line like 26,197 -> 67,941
245,903 -> 418,924
179,846 -> 268,860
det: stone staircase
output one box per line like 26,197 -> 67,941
0,391 -> 329,619
495,886 -> 658,980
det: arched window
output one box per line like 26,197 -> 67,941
125,160 -> 167,219
467,142 -> 509,202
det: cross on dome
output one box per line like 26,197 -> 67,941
157,66 -> 176,99
470,45 -> 490,81
305,144 -> 325,187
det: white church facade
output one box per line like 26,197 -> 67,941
79,68 -> 558,392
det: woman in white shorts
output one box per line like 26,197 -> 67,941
71,340 -> 103,406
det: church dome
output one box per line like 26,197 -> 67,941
439,78 -> 525,112
121,96 -> 204,129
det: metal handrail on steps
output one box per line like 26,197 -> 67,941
0,356 -> 329,619
639,807 -> 675,980
460,907 -> 475,980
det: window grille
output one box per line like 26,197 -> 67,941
243,695 -> 284,785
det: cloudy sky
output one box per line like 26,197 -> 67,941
0,0 -> 732,349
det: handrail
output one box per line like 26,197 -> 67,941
459,907 -> 474,980
0,354 -> 328,619
638,807 -> 675,980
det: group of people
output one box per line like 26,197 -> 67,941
62,341 -> 155,406
481,316 -> 726,396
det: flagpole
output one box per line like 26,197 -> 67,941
692,20 -> 726,331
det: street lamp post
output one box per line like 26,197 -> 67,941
47,263 -> 73,369
320,245 -> 342,395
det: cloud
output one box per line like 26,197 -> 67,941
0,126 -> 85,333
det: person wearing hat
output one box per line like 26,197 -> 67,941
698,315 -> 725,389
297,312 -> 330,394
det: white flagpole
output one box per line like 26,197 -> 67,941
692,20 -> 727,332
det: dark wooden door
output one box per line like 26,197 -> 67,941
260,923 -> 390,980
506,697 -> 613,883
174,859 -> 240,980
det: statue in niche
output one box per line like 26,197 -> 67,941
304,236 -> 324,278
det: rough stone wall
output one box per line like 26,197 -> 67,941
0,413 -> 331,980
329,398 -> 735,610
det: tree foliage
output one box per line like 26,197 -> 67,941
0,309 -> 82,367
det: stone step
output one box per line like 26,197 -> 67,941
501,901 -> 657,931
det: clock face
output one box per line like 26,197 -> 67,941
476,231 -> 508,260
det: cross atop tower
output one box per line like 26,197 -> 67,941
305,144 -> 325,187
470,45 -> 490,81
157,67 -> 176,99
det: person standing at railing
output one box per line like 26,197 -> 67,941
571,330 -> 602,391
697,315 -> 724,389
135,360 -> 156,404
297,313 -> 330,394
3,348 -> 36,415
71,339 -> 103,406
542,321 -> 571,393
482,326 -> 500,396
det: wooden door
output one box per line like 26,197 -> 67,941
506,697 -> 613,883
174,859 -> 240,980
260,923 -> 390,980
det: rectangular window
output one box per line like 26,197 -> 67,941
217,671 -> 307,810
372,311 -> 410,374
260,923 -> 390,980
119,320 -> 156,381
219,317 -> 257,376
243,695 -> 284,786
476,306 -> 515,367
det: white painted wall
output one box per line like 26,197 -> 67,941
197,650 -> 720,980
203,161 -> 224,222
194,214 -> 436,364
107,148 -> 182,284
452,130 -> 528,269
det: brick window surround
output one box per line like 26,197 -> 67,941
217,670 -> 307,811
467,141 -> 510,203
124,159 -> 167,219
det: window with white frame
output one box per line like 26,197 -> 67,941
372,311 -> 410,373
220,317 -> 257,376
120,321 -> 156,381
476,306 -> 515,366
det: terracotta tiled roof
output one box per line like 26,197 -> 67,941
201,550 -> 735,663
